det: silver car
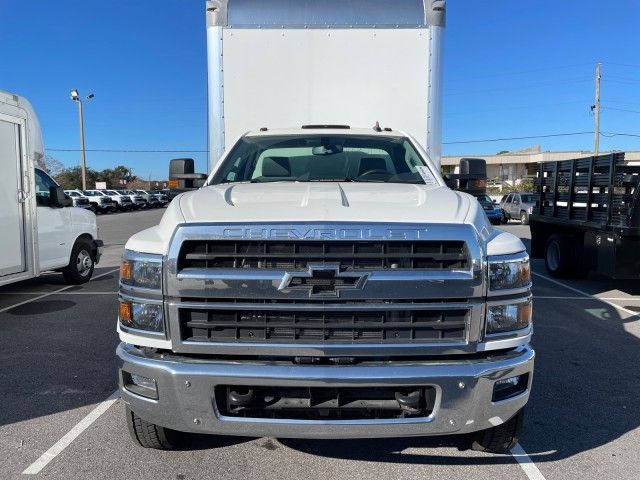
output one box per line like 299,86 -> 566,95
499,192 -> 536,225
134,189 -> 163,207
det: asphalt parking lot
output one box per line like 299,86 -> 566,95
0,211 -> 638,480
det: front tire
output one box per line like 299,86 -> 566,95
471,408 -> 524,453
62,238 -> 95,284
126,407 -> 180,449
520,211 -> 530,225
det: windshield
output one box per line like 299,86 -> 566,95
520,194 -> 535,203
475,194 -> 494,205
83,191 -> 102,196
211,135 -> 435,185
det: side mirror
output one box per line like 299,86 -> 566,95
446,158 -> 488,194
459,158 -> 487,193
168,158 -> 207,197
50,186 -> 72,208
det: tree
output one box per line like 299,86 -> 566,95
43,155 -> 65,177
55,166 -> 99,190
96,165 -> 137,188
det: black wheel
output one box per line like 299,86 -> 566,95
62,238 -> 95,284
126,406 -> 180,449
544,234 -> 586,278
471,408 -> 524,453
520,211 -> 530,225
500,211 -> 508,224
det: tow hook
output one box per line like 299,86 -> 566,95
395,390 -> 423,414
228,388 -> 254,407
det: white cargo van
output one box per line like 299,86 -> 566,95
0,90 -> 103,287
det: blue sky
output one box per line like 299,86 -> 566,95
1,0 -> 638,179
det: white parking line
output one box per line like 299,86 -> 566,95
0,268 -> 119,314
511,443 -> 547,480
0,291 -> 117,295
533,295 -> 640,301
22,390 -> 120,475
533,272 -> 640,318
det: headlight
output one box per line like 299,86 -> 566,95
487,299 -> 532,334
488,253 -> 530,291
120,253 -> 162,289
119,301 -> 164,333
527,206 -> 534,214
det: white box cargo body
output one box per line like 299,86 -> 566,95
0,90 -> 103,287
0,92 -> 39,285
206,0 -> 445,170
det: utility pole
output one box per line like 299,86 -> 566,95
69,89 -> 94,190
593,63 -> 601,155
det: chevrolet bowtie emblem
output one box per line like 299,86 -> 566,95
278,263 -> 369,297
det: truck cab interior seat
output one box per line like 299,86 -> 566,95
357,157 -> 388,176
261,156 -> 291,177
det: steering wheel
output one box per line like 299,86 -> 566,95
357,169 -> 390,178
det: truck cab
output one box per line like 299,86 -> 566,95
0,90 -> 103,287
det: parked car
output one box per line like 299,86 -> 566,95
473,194 -> 502,225
78,190 -> 116,213
87,189 -> 133,211
63,190 -> 93,211
500,192 -> 536,225
132,189 -> 162,208
150,189 -> 170,205
117,190 -> 147,210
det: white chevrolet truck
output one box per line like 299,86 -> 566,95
117,0 -> 534,452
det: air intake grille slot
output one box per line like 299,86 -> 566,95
178,240 -> 470,271
180,307 -> 468,344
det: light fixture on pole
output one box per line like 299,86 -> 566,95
69,89 -> 94,190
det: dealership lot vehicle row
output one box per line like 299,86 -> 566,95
0,214 -> 636,479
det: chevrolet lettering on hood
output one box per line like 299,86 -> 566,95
222,227 -> 430,241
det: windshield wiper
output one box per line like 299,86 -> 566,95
304,178 -> 354,183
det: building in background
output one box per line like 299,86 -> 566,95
442,146 -> 640,191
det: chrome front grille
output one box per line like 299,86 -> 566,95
180,304 -> 469,344
165,224 -> 485,356
178,240 -> 470,271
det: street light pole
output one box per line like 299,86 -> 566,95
70,89 -> 94,190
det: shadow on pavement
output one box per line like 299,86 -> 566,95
0,266 -> 120,427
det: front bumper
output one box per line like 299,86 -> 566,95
118,343 -> 534,439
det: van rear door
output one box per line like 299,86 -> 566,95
0,113 -> 27,278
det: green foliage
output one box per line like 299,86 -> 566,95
487,179 -> 535,195
54,165 -> 137,190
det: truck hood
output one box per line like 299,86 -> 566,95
127,183 -> 525,257
178,183 -> 471,224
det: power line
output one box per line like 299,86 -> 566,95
443,131 -> 594,145
45,132 -> 640,153
446,100 -> 586,116
601,132 -> 640,138
46,148 -> 208,153
447,62 -> 593,82
602,61 -> 640,69
444,78 -> 592,96
602,106 -> 640,114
